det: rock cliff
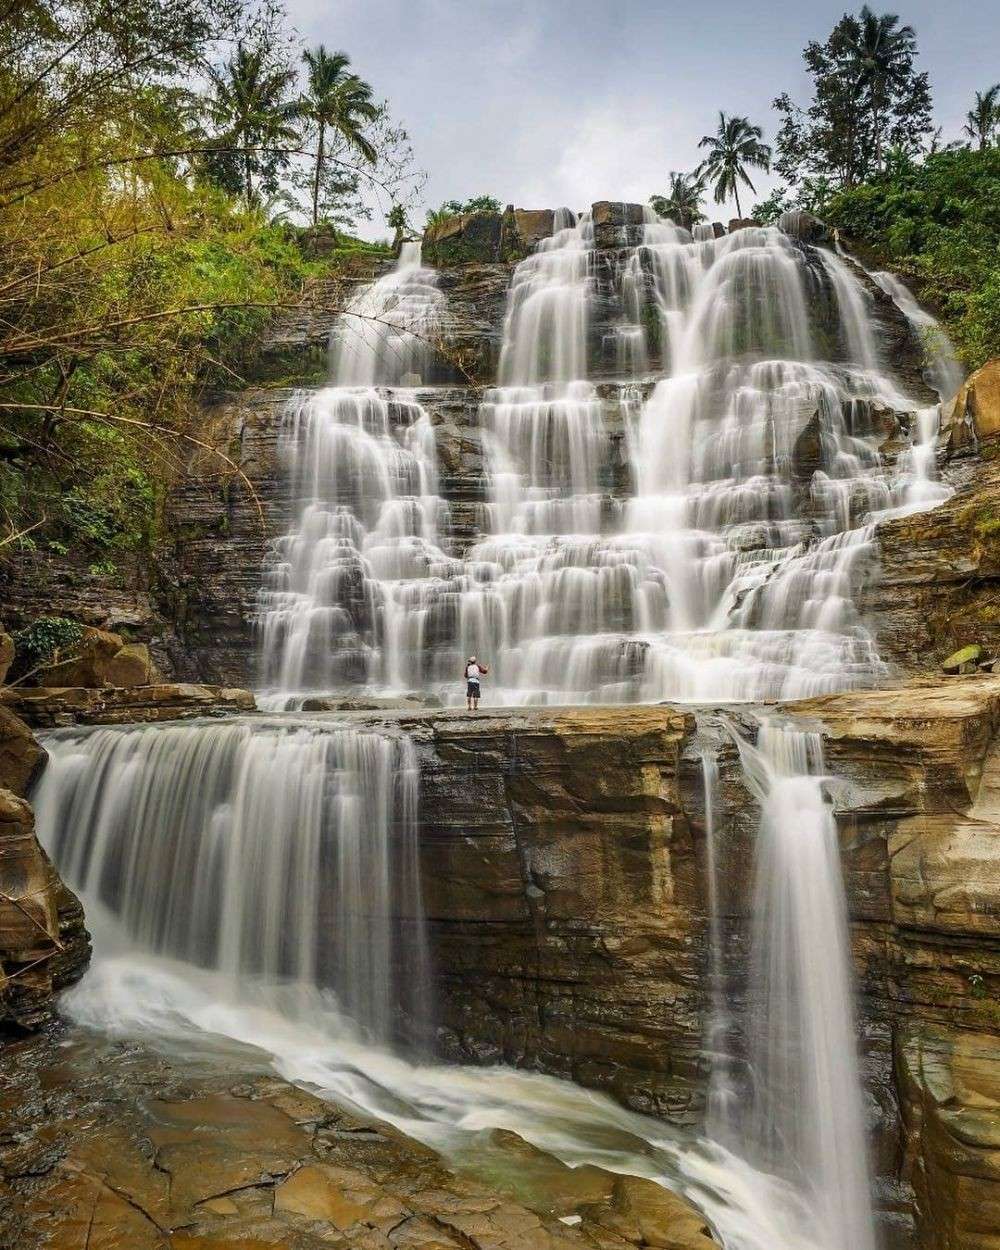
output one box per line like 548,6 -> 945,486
311,680 -> 1000,1249
0,702 -> 89,1029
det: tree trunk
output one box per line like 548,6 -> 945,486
312,121 -> 325,227
734,185 -> 742,218
244,149 -> 253,212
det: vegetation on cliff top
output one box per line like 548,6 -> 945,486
824,147 -> 1000,368
0,0 -> 417,568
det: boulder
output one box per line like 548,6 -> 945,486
591,201 -> 645,249
103,641 -> 156,687
0,631 -> 13,685
500,206 -> 556,259
945,358 -> 1000,452
0,783 -> 90,1027
0,704 -> 45,795
580,1175 -> 717,1249
424,211 -> 503,265
778,209 -> 828,243
943,644 -> 985,673
728,218 -> 760,233
33,628 -> 160,689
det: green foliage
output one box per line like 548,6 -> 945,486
825,147 -> 1000,367
427,195 -> 503,230
295,46 -> 378,226
650,172 -> 706,229
12,617 -> 84,669
752,188 -> 792,225
773,6 -> 932,190
442,195 -> 502,215
963,85 -> 1000,150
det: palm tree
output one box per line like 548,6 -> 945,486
697,113 -> 771,219
964,85 -> 1000,150
842,6 -> 919,170
297,47 -> 379,227
424,203 -> 454,231
203,45 -> 300,212
649,172 -> 706,230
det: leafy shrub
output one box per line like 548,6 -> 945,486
12,617 -> 85,671
825,148 -> 1000,367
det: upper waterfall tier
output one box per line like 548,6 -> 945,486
254,207 -> 957,707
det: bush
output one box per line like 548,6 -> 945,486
13,617 -> 85,671
825,148 -> 1000,368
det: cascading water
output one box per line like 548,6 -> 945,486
255,208 -> 957,708
33,711 -> 860,1250
721,720 -> 877,1250
34,717 -> 431,1046
447,211 -> 958,705
256,242 -> 459,704
28,203 -> 963,1250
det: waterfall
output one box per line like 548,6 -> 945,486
256,243 -> 458,704
723,720 -> 877,1250
30,205 -> 958,1250
451,215 -> 950,705
253,210 -> 957,708
33,718 -> 431,1047
700,745 -> 737,1144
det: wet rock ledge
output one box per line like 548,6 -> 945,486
0,1027 -> 716,1250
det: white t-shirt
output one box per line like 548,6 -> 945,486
466,663 -> 482,682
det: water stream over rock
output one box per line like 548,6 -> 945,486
29,206 -> 967,1250
256,213 -> 953,707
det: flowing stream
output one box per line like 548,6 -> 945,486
32,211 -> 965,1249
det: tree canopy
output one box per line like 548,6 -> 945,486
650,172 -> 706,231
773,5 -> 932,189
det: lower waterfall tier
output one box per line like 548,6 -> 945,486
23,674 -> 1000,1250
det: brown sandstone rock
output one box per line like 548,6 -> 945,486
899,1027 -> 1000,1250
2,682 -> 255,728
0,631 -> 13,686
103,641 -> 159,687
0,1030 -> 710,1250
0,704 -> 45,795
944,358 -> 1000,452
33,626 -> 123,688
0,785 -> 89,1028
865,457 -> 1000,670
500,206 -> 556,259
34,628 -> 160,689
581,1175 -> 717,1249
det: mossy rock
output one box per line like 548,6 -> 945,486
942,644 -> 984,673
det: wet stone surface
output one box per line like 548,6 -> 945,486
0,1024 -> 717,1250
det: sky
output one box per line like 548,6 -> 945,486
284,0 -> 1000,237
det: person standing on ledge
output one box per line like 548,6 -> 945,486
464,656 -> 489,710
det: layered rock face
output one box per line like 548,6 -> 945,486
412,706 -> 702,1117
145,202 -> 938,695
0,702 -> 88,1029
342,682 -> 998,1248
868,385 -> 1000,673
